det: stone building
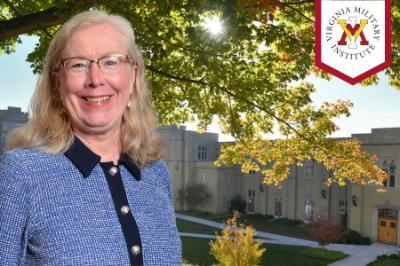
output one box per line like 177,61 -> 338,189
349,128 -> 400,245
159,125 -> 400,246
0,106 -> 28,154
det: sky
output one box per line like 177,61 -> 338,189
0,36 -> 399,140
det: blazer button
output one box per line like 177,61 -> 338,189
120,205 -> 130,215
109,166 -> 118,176
131,245 -> 141,256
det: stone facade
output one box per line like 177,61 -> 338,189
0,107 -> 28,154
349,128 -> 400,245
159,125 -> 400,246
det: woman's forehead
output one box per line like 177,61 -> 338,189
62,23 -> 129,58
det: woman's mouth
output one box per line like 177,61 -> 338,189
83,96 -> 111,104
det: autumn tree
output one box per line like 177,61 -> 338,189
210,211 -> 266,266
1,0 -> 398,186
308,219 -> 343,247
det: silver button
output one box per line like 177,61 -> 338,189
120,205 -> 130,215
131,245 -> 141,256
109,166 -> 118,176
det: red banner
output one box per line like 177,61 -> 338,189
315,0 -> 391,85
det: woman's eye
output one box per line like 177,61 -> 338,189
71,63 -> 87,69
103,59 -> 118,66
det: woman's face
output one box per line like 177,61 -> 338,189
55,23 -> 136,137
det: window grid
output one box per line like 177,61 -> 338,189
382,159 -> 396,188
274,199 -> 282,217
197,145 -> 207,160
379,208 -> 398,220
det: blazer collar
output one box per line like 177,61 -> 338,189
64,136 -> 141,180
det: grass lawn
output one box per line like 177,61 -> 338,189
369,259 -> 400,266
177,218 -> 221,235
368,255 -> 400,266
178,211 -> 312,240
181,237 -> 345,266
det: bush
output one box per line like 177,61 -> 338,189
177,183 -> 212,211
210,211 -> 266,266
308,220 -> 343,246
229,195 -> 246,213
300,248 -> 347,261
337,229 -> 371,245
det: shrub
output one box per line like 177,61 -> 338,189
308,220 -> 343,247
177,183 -> 212,211
210,211 -> 266,266
337,229 -> 371,245
229,195 -> 246,213
300,248 -> 347,261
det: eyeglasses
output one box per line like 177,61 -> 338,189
57,54 -> 134,75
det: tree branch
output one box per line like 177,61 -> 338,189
0,1 -> 96,41
146,64 -> 305,138
0,7 -> 64,41
281,0 -> 313,5
3,0 -> 21,16
280,2 -> 314,23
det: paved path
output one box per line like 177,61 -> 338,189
326,242 -> 398,266
176,213 -> 399,265
177,213 -> 319,247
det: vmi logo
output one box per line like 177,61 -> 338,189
337,19 -> 369,47
315,0 -> 391,85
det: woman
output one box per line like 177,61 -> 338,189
0,10 -> 181,265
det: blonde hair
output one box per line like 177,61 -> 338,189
6,10 -> 164,167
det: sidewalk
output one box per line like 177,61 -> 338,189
176,213 -> 319,247
326,242 -> 398,266
176,212 -> 399,265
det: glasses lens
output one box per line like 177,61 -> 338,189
99,55 -> 121,73
64,58 -> 89,72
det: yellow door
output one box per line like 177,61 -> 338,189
378,218 -> 397,244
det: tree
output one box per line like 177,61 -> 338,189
210,210 -> 266,266
308,219 -> 343,247
177,183 -> 212,211
1,0 -> 398,186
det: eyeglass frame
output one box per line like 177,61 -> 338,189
53,53 -> 135,74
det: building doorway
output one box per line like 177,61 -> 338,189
378,208 -> 398,245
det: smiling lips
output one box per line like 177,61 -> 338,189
82,96 -> 111,104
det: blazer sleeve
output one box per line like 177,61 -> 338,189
0,152 -> 31,265
159,160 -> 174,203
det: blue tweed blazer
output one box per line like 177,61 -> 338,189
0,146 -> 181,265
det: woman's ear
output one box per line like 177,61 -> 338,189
130,63 -> 138,94
51,71 -> 61,92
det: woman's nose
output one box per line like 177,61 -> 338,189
85,62 -> 105,88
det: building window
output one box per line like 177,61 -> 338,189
379,208 -> 398,220
382,159 -> 396,187
304,159 -> 315,177
274,198 -> 282,217
247,190 -> 255,213
249,170 -> 256,175
389,160 -> 396,187
304,200 -> 314,222
198,145 -> 207,160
